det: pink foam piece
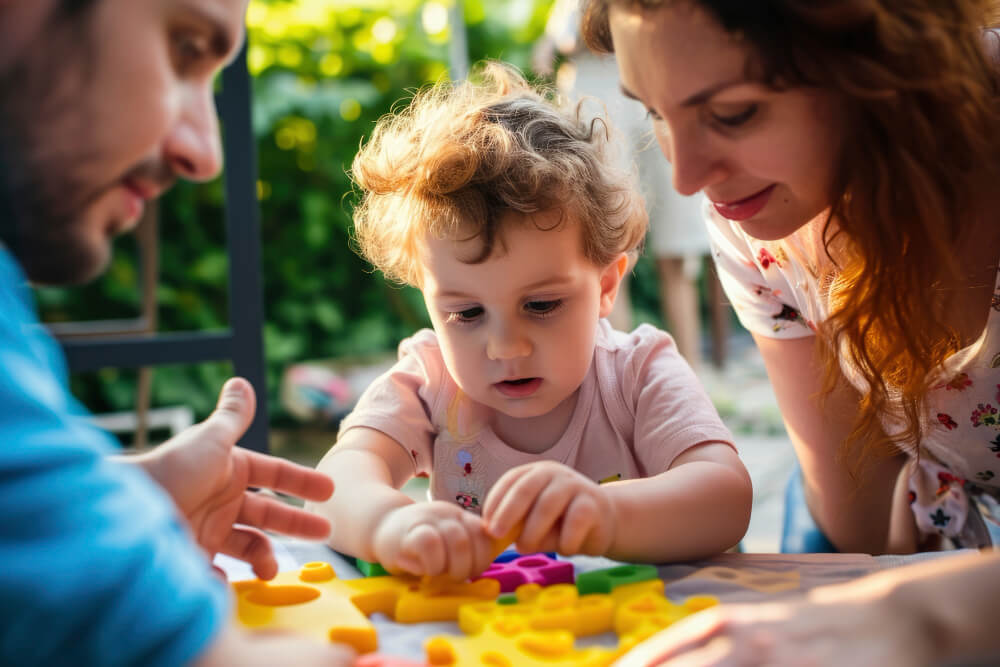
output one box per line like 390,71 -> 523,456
355,655 -> 428,667
475,553 -> 575,593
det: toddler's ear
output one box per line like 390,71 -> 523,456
598,253 -> 630,318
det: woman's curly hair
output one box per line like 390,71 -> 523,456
583,0 -> 1000,471
350,61 -> 646,287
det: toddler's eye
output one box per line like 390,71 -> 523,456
447,306 -> 484,323
525,299 -> 562,315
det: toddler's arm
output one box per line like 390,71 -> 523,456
308,427 -> 495,579
600,440 -> 751,561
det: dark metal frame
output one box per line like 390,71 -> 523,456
60,43 -> 269,453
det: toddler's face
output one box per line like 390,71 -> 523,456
419,209 -> 624,420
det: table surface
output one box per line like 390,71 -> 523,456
217,540 -> 967,660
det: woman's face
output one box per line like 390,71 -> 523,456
609,2 -> 847,241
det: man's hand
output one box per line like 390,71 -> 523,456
371,501 -> 496,581
132,378 -> 335,579
483,460 -> 617,556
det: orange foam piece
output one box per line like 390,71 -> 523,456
426,576 -> 719,664
233,561 -> 500,654
425,618 -> 618,667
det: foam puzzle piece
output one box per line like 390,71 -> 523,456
356,558 -> 390,577
493,550 -> 557,563
476,553 -> 575,592
576,564 -> 659,595
426,577 -> 719,665
459,583 -> 616,637
355,656 -> 429,667
684,566 -> 801,593
233,561 -> 499,654
424,618 -> 619,666
614,589 -> 719,648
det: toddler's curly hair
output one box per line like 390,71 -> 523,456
350,61 -> 647,286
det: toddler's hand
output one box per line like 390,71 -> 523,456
483,461 -> 617,556
371,501 -> 496,581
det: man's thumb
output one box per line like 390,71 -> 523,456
205,377 -> 257,444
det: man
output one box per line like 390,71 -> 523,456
0,1 -> 353,664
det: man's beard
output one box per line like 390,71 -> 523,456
0,8 -> 115,286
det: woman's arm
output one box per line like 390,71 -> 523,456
754,333 -> 906,553
617,550 -> 1000,666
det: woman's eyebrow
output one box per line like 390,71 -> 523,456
620,78 -> 748,108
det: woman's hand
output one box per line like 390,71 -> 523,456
483,460 -> 617,556
130,378 -> 335,579
371,501 -> 496,580
615,576 -> 935,667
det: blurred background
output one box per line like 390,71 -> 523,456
34,0 -> 793,551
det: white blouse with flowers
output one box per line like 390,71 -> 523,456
705,204 -> 1000,548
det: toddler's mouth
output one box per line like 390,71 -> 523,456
495,377 -> 542,398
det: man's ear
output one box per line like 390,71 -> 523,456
598,252 -> 630,318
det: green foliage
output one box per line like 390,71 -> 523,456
36,1 -> 554,424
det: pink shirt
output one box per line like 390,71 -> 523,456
337,320 -> 735,512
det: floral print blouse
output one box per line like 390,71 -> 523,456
705,205 -> 1000,548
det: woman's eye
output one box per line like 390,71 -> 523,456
525,299 -> 562,315
711,103 -> 758,127
447,306 -> 484,323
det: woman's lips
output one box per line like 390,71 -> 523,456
712,184 -> 776,221
494,378 -> 542,398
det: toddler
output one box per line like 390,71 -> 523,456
310,63 -> 752,580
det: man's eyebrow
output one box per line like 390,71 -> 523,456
620,78 -> 747,109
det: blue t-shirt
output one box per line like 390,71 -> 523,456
0,246 -> 229,666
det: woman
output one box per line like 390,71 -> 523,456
580,0 -> 1000,664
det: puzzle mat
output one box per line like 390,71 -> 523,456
215,539 -> 970,658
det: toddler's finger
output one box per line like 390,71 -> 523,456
403,524 -> 447,576
439,519 -> 473,581
518,482 -> 573,552
462,512 -> 497,576
558,494 -> 599,555
481,465 -> 531,523
485,469 -> 549,539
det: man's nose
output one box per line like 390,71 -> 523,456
163,85 -> 223,182
486,321 -> 533,361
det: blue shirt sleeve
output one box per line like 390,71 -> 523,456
0,248 -> 229,667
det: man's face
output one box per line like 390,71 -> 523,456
0,0 -> 248,285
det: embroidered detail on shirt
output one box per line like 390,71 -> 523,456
991,352 -> 1000,368
937,413 -> 958,430
455,492 -> 480,510
988,435 -> 1000,455
971,403 -> 999,428
758,248 -> 781,270
977,470 -> 996,482
930,507 -> 951,529
935,373 -> 973,392
772,303 -> 806,332
457,449 -> 473,476
598,473 -> 622,484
